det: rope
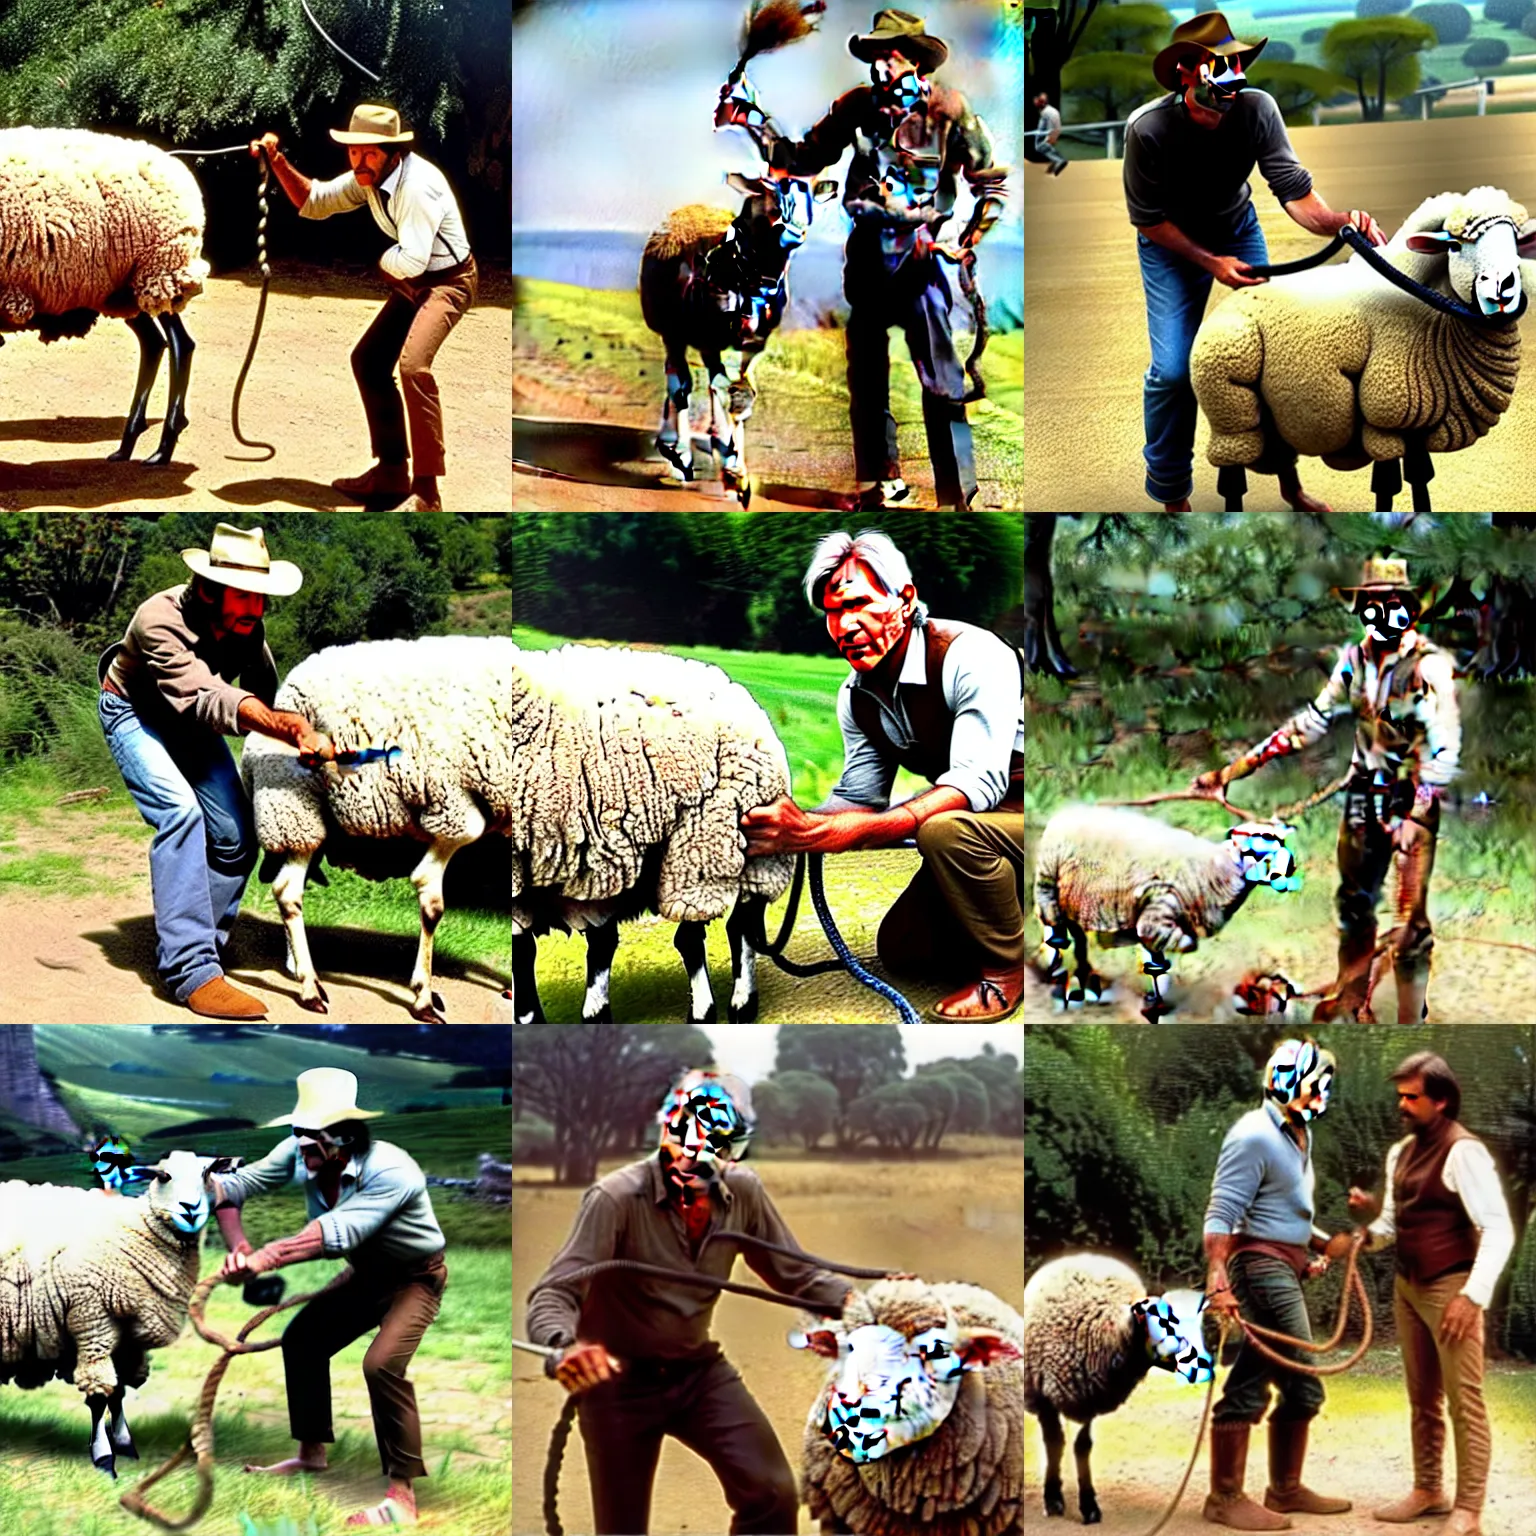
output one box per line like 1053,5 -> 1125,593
527,1258 -> 850,1316
543,1395 -> 578,1536
1137,1314 -> 1230,1536
120,1269 -> 351,1530
229,147 -> 276,461
807,853 -> 921,1023
299,0 -> 382,82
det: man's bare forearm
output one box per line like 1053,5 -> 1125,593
822,785 -> 971,852
252,1219 -> 328,1271
1204,1231 -> 1236,1286
266,149 -> 313,212
236,696 -> 321,750
215,1204 -> 253,1255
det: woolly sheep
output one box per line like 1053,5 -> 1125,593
1023,1254 -> 1212,1525
0,126 -> 209,464
1192,187 -> 1536,511
510,643 -> 794,1024
0,1150 -> 224,1477
1032,805 -> 1300,1021
790,1277 -> 1025,1536
241,636 -> 513,1024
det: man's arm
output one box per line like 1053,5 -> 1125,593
1444,1140 -> 1516,1310
249,134 -> 313,211
768,91 -> 860,177
742,784 -> 970,856
1282,189 -> 1384,247
1203,1231 -> 1241,1314
235,696 -> 333,759
741,1177 -> 854,1312
220,1218 -> 327,1282
524,1187 -> 619,1350
1136,220 -> 1266,290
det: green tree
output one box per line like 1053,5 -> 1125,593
1462,38 -> 1510,68
774,1026 -> 905,1147
1322,17 -> 1438,121
903,1073 -> 958,1149
1487,0 -> 1535,26
1358,0 -> 1412,13
754,1070 -> 839,1150
1079,3 -> 1172,54
1249,62 -> 1349,122
1061,50 -> 1161,121
847,1082 -> 929,1151
1409,3 -> 1472,42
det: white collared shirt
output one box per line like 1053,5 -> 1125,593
301,150 -> 470,279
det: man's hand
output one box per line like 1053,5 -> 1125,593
1303,1255 -> 1330,1279
1340,208 -> 1386,247
741,796 -> 828,856
554,1342 -> 623,1395
249,132 -> 281,160
1205,1272 -> 1241,1316
1347,1185 -> 1380,1219
294,720 -> 335,766
1190,767 -> 1228,798
1323,1230 -> 1356,1262
218,1244 -> 258,1285
1208,255 -> 1266,289
1439,1293 -> 1482,1345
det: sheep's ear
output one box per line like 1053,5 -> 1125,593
955,1329 -> 1024,1371
1405,231 -> 1460,253
789,1329 -> 844,1357
1518,220 -> 1536,259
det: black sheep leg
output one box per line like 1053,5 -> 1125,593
1404,436 -> 1434,513
1217,464 -> 1247,511
511,931 -> 545,1023
1038,1400 -> 1066,1516
107,312 -> 166,462
1372,457 -> 1402,512
87,1393 -> 116,1477
1075,1419 -> 1101,1524
581,918 -> 619,1022
673,920 -> 716,1023
144,311 -> 195,466
107,1385 -> 137,1461
725,895 -> 761,1022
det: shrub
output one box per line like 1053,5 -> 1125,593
1524,8 -> 1536,37
1303,26 -> 1327,42
1462,37 -> 1510,66
1408,3 -> 1471,42
1485,0 -> 1533,27
1265,39 -> 1296,61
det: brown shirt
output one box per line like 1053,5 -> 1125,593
524,1155 -> 849,1360
98,584 -> 278,736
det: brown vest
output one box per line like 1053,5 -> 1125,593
1393,1118 -> 1482,1286
847,619 -> 1024,808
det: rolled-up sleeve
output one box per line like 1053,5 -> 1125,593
936,631 -> 1020,813
525,1187 -> 621,1348
300,171 -> 369,221
214,1139 -> 300,1206
824,682 -> 898,811
315,1158 -> 423,1257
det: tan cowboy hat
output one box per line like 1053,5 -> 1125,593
264,1068 -> 385,1129
181,523 -> 302,597
1333,556 -> 1418,600
1153,10 -> 1268,93
848,8 -> 948,74
330,103 -> 414,146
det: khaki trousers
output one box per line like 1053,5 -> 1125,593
876,806 -> 1024,976
1395,1272 -> 1491,1510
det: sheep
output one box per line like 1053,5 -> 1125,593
0,1150 -> 227,1478
789,1277 -> 1025,1536
1023,1254 -> 1213,1525
0,126 -> 209,465
1032,805 -> 1301,1021
1192,186 -> 1536,511
240,636 -> 513,1024
509,642 -> 794,1024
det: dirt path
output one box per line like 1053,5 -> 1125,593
1,264 -> 510,512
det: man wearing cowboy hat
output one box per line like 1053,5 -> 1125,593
766,9 -> 1010,510
251,104 -> 477,512
212,1067 -> 448,1529
1127,11 -> 1387,512
1191,557 -> 1462,1023
98,525 -> 333,1021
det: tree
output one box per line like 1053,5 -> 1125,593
1523,8 -> 1536,39
846,1083 -> 929,1151
1462,38 -> 1510,67
1486,0 -> 1535,26
904,1073 -> 958,1148
1265,40 -> 1297,62
754,1070 -> 839,1150
1358,0 -> 1412,13
1249,62 -> 1349,121
774,1026 -> 905,1147
1061,50 -> 1161,122
1079,3 -> 1172,54
1028,0 -> 1115,113
1409,3 -> 1472,43
1024,514 -> 1078,678
1322,17 -> 1438,121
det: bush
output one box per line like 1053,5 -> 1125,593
1303,26 -> 1327,42
1523,8 -> 1536,37
1462,37 -> 1510,66
1357,0 -> 1411,13
1264,39 -> 1296,61
1408,3 -> 1471,42
1485,0 -> 1533,26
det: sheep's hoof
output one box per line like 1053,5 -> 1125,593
688,1004 -> 719,1024
1044,1482 -> 1066,1518
105,445 -> 134,463
727,994 -> 759,1023
94,1454 -> 117,1479
300,989 -> 329,1015
142,445 -> 178,468
1081,1503 -> 1102,1526
410,1001 -> 448,1025
582,1004 -> 614,1023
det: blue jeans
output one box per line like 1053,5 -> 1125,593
1137,202 -> 1269,504
98,690 -> 258,1003
1215,1250 -> 1327,1424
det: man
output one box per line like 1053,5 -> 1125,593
1127,12 -> 1386,512
214,1068 -> 448,1530
1203,1039 -> 1353,1532
1348,1053 -> 1513,1536
742,529 -> 1024,1020
98,524 -> 332,1020
763,9 -> 1010,509
1192,557 -> 1461,1023
1029,90 -> 1068,177
251,104 -> 477,512
525,1069 -> 854,1535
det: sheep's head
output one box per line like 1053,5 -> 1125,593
1406,192 -> 1536,319
1131,1289 -> 1215,1384
1228,821 -> 1301,893
140,1151 -> 239,1236
791,1283 -> 1022,1464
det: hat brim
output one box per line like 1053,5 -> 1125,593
848,32 -> 948,71
182,550 -> 303,597
1153,36 -> 1266,93
262,1106 -> 387,1128
330,128 -> 414,145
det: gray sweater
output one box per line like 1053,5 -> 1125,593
1204,1102 -> 1327,1248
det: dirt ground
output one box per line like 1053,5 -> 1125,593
512,1149 -> 1024,1536
1025,115 -> 1536,511
1022,1357 -> 1536,1536
0,264 -> 511,512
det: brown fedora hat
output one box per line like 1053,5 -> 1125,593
330,103 -> 414,146
848,8 -> 948,74
1152,10 -> 1267,93
1332,556 -> 1418,601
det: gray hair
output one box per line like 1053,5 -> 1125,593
802,529 -> 928,623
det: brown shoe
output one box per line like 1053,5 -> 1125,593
331,462 -> 411,502
1264,1419 -> 1350,1515
1373,1490 -> 1453,1522
932,966 -> 1022,1020
185,976 -> 268,1019
1204,1422 -> 1292,1531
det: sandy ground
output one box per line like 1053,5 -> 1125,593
512,1149 -> 1024,1536
0,264 -> 511,512
1022,1356 -> 1536,1536
1025,115 -> 1536,511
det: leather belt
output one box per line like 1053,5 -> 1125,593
101,675 -> 128,701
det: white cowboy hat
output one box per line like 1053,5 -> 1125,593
264,1068 -> 384,1129
181,523 -> 303,597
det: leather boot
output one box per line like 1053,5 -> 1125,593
1393,959 -> 1430,1024
1372,1489 -> 1453,1522
1443,1510 -> 1482,1536
1311,927 -> 1377,1022
1264,1418 -> 1351,1515
1204,1421 -> 1292,1531
185,976 -> 268,1019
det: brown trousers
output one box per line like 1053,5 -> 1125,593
876,805 -> 1025,976
281,1250 -> 447,1479
353,258 -> 477,477
1396,1272 -> 1491,1510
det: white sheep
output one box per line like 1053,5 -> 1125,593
240,636 -> 513,1024
1192,186 -> 1536,511
0,127 -> 209,464
1023,1254 -> 1213,1525
1032,805 -> 1301,1021
0,1150 -> 225,1478
510,643 -> 794,1024
790,1277 -> 1024,1536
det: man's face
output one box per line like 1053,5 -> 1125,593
1033,93 -> 1047,109
1178,56 -> 1245,119
295,1128 -> 348,1173
348,145 -> 399,186
1395,1075 -> 1444,1132
211,583 -> 265,639
1356,592 -> 1416,648
871,48 -> 924,108
822,557 -> 915,673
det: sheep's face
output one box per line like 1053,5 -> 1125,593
1407,216 -> 1536,319
143,1150 -> 228,1236
792,1320 -> 1021,1463
1132,1291 -> 1215,1384
1228,822 -> 1301,893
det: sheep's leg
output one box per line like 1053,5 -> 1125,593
1033,915 -> 1072,1008
725,346 -> 763,508
1372,457 -> 1402,512
582,918 -> 619,1022
408,823 -> 483,1024
511,930 -> 545,1023
726,896 -> 761,1023
658,336 -> 694,481
144,311 -> 195,466
107,1385 -> 137,1461
272,853 -> 329,1013
1064,921 -> 1109,1008
1404,437 -> 1434,513
1038,1401 -> 1067,1517
1140,943 -> 1176,1022
1216,463 -> 1247,511
88,1393 -> 118,1478
701,346 -> 740,491
674,920 -> 717,1023
107,312 -> 166,462
1074,1419 -> 1102,1524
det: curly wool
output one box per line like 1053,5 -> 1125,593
1023,1254 -> 1151,1425
801,1279 -> 1025,1536
1192,187 -> 1533,471
510,644 -> 793,926
641,204 -> 735,266
0,128 -> 208,334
